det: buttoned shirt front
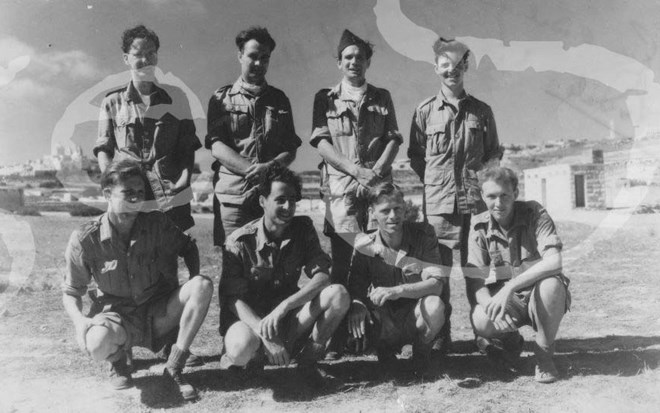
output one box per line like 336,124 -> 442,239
95,81 -> 202,206
220,216 -> 331,314
348,222 -> 448,306
63,211 -> 195,307
408,92 -> 500,215
467,200 -> 564,285
205,79 -> 302,204
311,83 -> 401,197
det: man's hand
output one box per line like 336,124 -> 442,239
74,317 -> 94,352
245,162 -> 271,184
369,286 -> 400,307
262,336 -> 290,366
162,179 -> 185,196
348,300 -> 372,339
259,302 -> 288,340
354,167 -> 379,188
485,287 -> 517,333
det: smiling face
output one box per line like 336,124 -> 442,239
260,180 -> 297,229
123,37 -> 158,80
238,39 -> 271,85
370,193 -> 405,236
103,174 -> 145,228
338,45 -> 370,85
434,51 -> 468,93
481,179 -> 519,229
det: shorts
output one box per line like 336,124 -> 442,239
426,213 -> 471,251
370,298 -> 420,351
217,195 -> 263,242
323,193 -> 371,235
487,274 -> 571,331
89,292 -> 173,352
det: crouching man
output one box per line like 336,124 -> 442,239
219,165 -> 349,383
347,182 -> 449,373
465,166 -> 571,383
62,159 -> 213,401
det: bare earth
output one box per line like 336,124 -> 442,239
1,211 -> 659,413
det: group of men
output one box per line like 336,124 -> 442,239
62,24 -> 571,401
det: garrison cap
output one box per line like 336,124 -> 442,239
432,37 -> 470,62
337,29 -> 373,59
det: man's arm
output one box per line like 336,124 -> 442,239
369,278 -> 443,307
62,232 -> 93,352
210,141 -> 252,176
97,151 -> 113,173
482,105 -> 501,165
408,109 -> 427,181
372,138 -> 400,178
62,293 -> 93,352
317,140 -> 379,187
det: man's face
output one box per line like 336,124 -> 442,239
481,179 -> 518,228
337,45 -> 370,84
238,39 -> 271,85
434,52 -> 467,91
123,37 -> 158,80
370,194 -> 405,236
260,181 -> 297,228
104,175 -> 145,224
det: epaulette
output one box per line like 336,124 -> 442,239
75,219 -> 101,241
227,221 -> 258,243
471,210 -> 491,229
417,95 -> 437,110
213,84 -> 232,100
104,86 -> 127,98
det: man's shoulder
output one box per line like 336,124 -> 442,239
210,84 -> 233,102
227,218 -> 260,244
367,84 -> 392,98
471,210 -> 491,231
465,94 -> 493,111
102,86 -> 128,102
290,215 -> 314,229
416,95 -> 437,112
354,230 -> 379,256
70,218 -> 102,245
516,200 -> 550,222
404,221 -> 436,238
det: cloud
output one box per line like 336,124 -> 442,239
0,36 -> 104,99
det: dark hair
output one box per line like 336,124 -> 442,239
121,25 -> 160,53
432,37 -> 470,62
368,182 -> 405,206
100,159 -> 146,190
235,26 -> 276,52
477,166 -> 519,192
257,164 -> 302,201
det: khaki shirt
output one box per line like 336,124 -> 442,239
205,80 -> 302,204
408,92 -> 500,215
63,212 -> 196,307
95,81 -> 201,204
467,201 -> 563,284
348,222 -> 448,306
311,83 -> 401,197
220,216 -> 331,315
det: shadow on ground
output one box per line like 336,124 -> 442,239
130,335 -> 660,407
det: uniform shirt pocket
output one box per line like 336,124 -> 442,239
426,123 -> 449,156
115,116 -> 138,149
465,119 -> 484,158
326,107 -> 352,137
225,103 -> 251,138
365,104 -> 388,137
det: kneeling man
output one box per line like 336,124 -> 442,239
347,182 -> 449,372
63,159 -> 213,400
219,165 -> 349,380
466,166 -> 570,383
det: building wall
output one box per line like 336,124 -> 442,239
0,187 -> 24,211
524,164 -> 572,213
571,164 -> 606,209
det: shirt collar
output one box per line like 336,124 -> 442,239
256,217 -> 292,252
328,82 -> 375,100
124,80 -> 171,105
229,77 -> 270,98
99,213 -> 113,242
485,202 -> 528,241
374,223 -> 412,263
436,89 -> 471,110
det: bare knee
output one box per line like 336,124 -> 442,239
86,326 -> 119,361
471,305 -> 498,338
189,275 -> 214,304
321,284 -> 350,314
537,277 -> 566,300
224,322 -> 261,366
416,295 -> 445,341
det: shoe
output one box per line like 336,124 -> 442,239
164,366 -> 198,401
432,319 -> 452,354
109,356 -> 133,390
535,362 -> 559,383
325,351 -> 341,361
159,343 -> 204,367
412,341 -> 433,377
297,341 -> 326,364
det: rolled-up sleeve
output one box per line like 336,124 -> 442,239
277,95 -> 302,151
301,218 -> 331,277
466,226 -> 490,279
94,97 -> 116,157
347,249 -> 371,305
534,206 -> 563,254
205,94 -> 229,149
220,241 -> 249,301
310,90 -> 331,148
419,224 -> 448,280
63,231 -> 90,297
157,212 -> 195,257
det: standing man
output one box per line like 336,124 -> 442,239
63,160 -> 213,400
408,38 -> 501,349
95,25 -> 201,231
219,165 -> 349,384
310,29 -> 401,291
466,166 -> 570,383
206,26 -> 301,246
347,183 -> 448,374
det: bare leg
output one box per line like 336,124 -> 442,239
532,277 -> 567,349
223,321 -> 262,367
414,295 -> 445,344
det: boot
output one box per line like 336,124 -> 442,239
164,345 -> 198,401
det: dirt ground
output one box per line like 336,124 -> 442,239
1,211 -> 660,412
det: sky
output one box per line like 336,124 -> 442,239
1,0 -> 660,172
